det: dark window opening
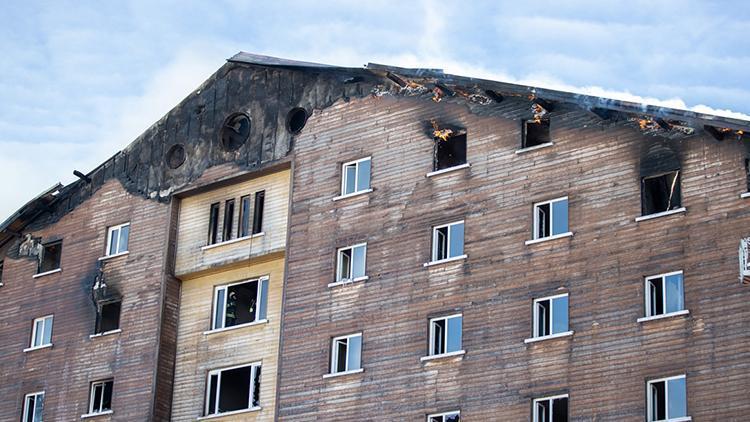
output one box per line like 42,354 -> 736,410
641,170 -> 681,215
207,203 -> 220,245
166,144 -> 186,169
535,299 -> 551,337
434,226 -> 449,261
434,133 -> 467,171
220,113 -> 251,151
39,241 -> 62,274
335,339 -> 348,372
226,281 -> 258,327
536,203 -> 551,239
552,397 -> 568,422
648,278 -> 664,316
252,191 -> 265,235
745,158 -> 750,192
0,260 -> 3,284
535,396 -> 568,422
222,199 -> 235,242
205,364 -> 261,415
650,381 -> 666,421
432,318 -> 446,355
96,301 -> 121,334
238,195 -> 252,238
286,108 -> 308,134
523,119 -> 551,148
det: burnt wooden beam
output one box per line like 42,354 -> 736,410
73,170 -> 92,184
704,125 -> 727,141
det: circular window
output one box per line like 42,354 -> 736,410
220,113 -> 251,151
166,144 -> 186,169
286,107 -> 308,134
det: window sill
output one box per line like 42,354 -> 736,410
637,309 -> 690,323
89,329 -> 122,339
525,231 -> 573,246
203,319 -> 269,335
201,232 -> 264,251
23,343 -> 53,353
81,410 -> 113,419
741,192 -> 750,199
323,368 -> 364,379
423,254 -> 468,267
426,163 -> 470,177
33,268 -> 61,279
515,142 -> 554,154
420,350 -> 466,362
332,189 -> 373,202
328,276 -> 369,288
635,207 -> 686,222
524,330 -> 574,344
197,407 -> 261,420
98,251 -> 129,261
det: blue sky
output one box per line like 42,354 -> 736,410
1,0 -> 749,219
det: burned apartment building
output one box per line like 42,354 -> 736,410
1,52 -> 749,421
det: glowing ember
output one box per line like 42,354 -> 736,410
431,120 -> 453,141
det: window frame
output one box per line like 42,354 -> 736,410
207,202 -> 220,245
95,300 -> 122,335
532,196 -> 569,241
532,393 -> 569,422
222,199 -> 235,242
204,361 -> 262,417
87,379 -> 113,416
427,410 -> 460,422
532,293 -> 569,339
642,271 -> 686,320
339,157 -> 372,197
429,220 -> 466,264
328,332 -> 363,376
646,374 -> 690,422
428,313 -> 463,357
252,190 -> 265,235
37,240 -> 62,275
334,243 -> 367,284
105,222 -> 130,257
640,170 -> 682,217
22,391 -> 44,422
29,315 -> 53,350
210,277 -> 269,332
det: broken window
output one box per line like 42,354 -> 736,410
95,301 -> 121,334
207,203 -> 220,245
641,171 -> 681,216
329,333 -> 362,374
22,391 -> 44,422
211,277 -> 269,330
252,191 -> 265,235
204,363 -> 261,416
38,241 -> 61,274
105,223 -> 129,256
533,294 -> 568,338
533,197 -> 568,240
428,411 -> 460,422
29,315 -> 53,349
238,195 -> 252,238
434,133 -> 467,171
645,272 -> 684,318
523,119 -> 551,148
88,379 -> 113,415
429,314 -> 462,356
647,375 -> 687,422
533,395 -> 568,422
340,157 -> 371,196
431,221 -> 465,262
336,243 -> 366,283
222,199 -> 235,242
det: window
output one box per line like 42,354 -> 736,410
642,171 -> 681,216
429,314 -> 462,356
207,203 -> 220,245
533,395 -> 568,422
0,260 -> 4,284
329,333 -> 362,375
431,221 -> 465,262
205,363 -> 261,416
222,199 -> 235,242
105,223 -> 129,256
38,241 -> 61,274
95,301 -> 121,334
647,375 -> 688,422
341,157 -> 371,196
740,238 -> 750,284
336,244 -> 366,283
434,133 -> 467,171
428,411 -> 460,422
211,277 -> 269,331
252,191 -> 264,235
645,272 -> 684,318
745,158 -> 750,192
22,391 -> 44,422
533,294 -> 569,339
88,380 -> 113,415
533,197 -> 569,240
523,118 -> 551,148
238,195 -> 252,238
29,316 -> 53,349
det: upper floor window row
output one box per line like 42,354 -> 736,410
207,190 -> 265,246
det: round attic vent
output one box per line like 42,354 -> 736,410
220,112 -> 251,151
166,144 -> 186,169
286,107 -> 308,134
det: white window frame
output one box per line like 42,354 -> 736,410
339,157 -> 372,198
204,361 -> 262,417
646,374 -> 690,422
429,220 -> 466,264
427,410 -> 460,422
328,333 -> 362,376
22,391 -> 44,422
532,394 -> 569,422
87,379 -> 113,416
105,222 -> 130,257
532,293 -> 569,339
210,277 -> 269,332
334,243 -> 367,284
642,271 -> 686,320
428,313 -> 463,357
29,315 -> 53,350
532,196 -> 570,241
